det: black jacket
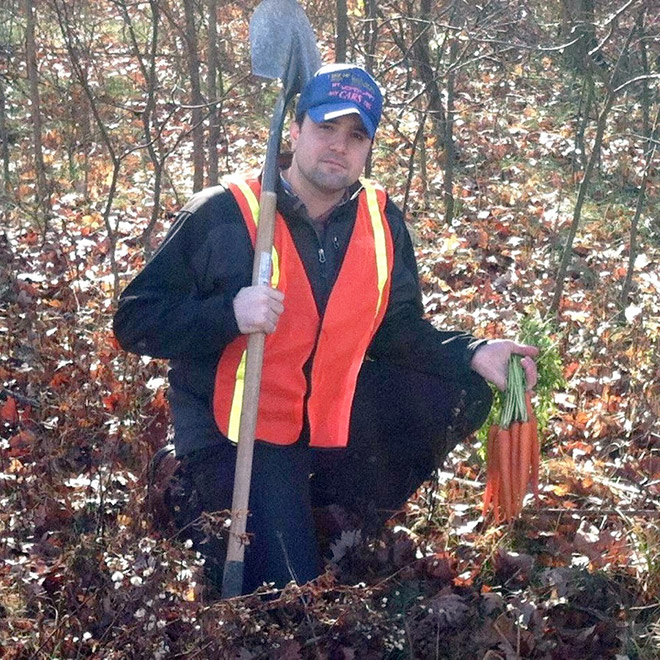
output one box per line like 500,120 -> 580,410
113,177 -> 483,456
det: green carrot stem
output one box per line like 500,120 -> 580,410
499,355 -> 528,428
513,357 -> 528,423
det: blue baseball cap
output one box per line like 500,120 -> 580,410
296,63 -> 383,139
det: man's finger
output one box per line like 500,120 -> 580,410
521,356 -> 538,389
513,343 -> 539,358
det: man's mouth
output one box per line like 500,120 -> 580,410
321,158 -> 346,170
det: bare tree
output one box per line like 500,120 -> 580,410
0,4 -> 11,194
560,0 -> 597,71
443,32 -> 458,225
115,0 -> 170,254
25,0 -> 49,229
0,74 -> 10,194
619,107 -> 659,319
619,10 -> 659,319
401,108 -> 429,218
182,0 -> 205,192
335,0 -> 348,62
550,8 -> 660,315
374,0 -> 505,224
207,0 -> 220,186
52,0 -> 139,297
364,0 -> 378,74
408,0 -> 449,148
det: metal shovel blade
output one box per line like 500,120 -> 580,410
249,0 -> 321,94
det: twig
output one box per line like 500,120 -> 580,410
1,388 -> 39,407
524,508 -> 660,517
276,531 -> 324,660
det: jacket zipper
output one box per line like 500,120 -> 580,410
301,227 -> 330,444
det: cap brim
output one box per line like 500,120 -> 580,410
307,103 -> 376,139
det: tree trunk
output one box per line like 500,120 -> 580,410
141,0 -> 164,255
363,0 -> 378,178
619,10 -> 655,320
335,0 -> 347,62
117,0 -> 165,255
76,88 -> 92,199
550,93 -> 613,316
560,0 -> 596,71
574,73 -> 594,174
0,75 -> 10,194
411,0 -> 447,149
364,0 -> 378,74
52,0 -> 122,297
182,0 -> 205,192
618,113 -> 657,320
25,0 -> 49,227
402,110 -> 427,219
419,119 -> 429,211
638,9 -> 650,143
551,19 -> 639,316
443,36 -> 457,225
207,0 -> 220,186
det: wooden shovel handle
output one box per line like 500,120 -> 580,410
222,190 -> 277,598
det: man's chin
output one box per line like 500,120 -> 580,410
314,172 -> 356,193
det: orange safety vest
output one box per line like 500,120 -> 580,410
213,176 -> 394,448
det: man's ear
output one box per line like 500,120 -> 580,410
290,120 -> 301,147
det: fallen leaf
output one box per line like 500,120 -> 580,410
0,396 -> 18,424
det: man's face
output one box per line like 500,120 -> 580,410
288,113 -> 372,196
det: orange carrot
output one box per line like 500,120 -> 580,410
482,424 -> 499,516
492,462 -> 502,524
482,428 -> 494,513
483,358 -> 543,525
525,391 -> 541,503
510,421 -> 522,515
495,427 -> 513,521
518,418 -> 533,510
530,425 -> 540,502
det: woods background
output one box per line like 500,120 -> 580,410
1,0 -> 660,658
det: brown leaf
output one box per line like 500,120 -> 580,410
1,395 -> 18,424
493,548 -> 535,585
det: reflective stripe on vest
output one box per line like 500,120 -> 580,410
221,176 -> 281,441
213,177 -> 394,448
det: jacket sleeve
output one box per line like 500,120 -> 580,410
113,188 -> 251,360
368,197 -> 486,379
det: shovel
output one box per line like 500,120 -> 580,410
221,0 -> 321,599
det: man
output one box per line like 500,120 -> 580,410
114,63 -> 537,594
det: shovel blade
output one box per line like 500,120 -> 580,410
249,0 -> 321,94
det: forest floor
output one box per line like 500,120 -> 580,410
1,56 -> 660,659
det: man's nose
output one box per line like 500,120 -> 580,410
329,130 -> 349,153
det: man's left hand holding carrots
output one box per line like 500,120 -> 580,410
470,340 -> 539,392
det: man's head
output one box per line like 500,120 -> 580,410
285,64 -> 383,212
295,63 -> 383,139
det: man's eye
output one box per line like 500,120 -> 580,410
353,132 -> 367,141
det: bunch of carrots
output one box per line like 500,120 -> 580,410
482,356 -> 540,523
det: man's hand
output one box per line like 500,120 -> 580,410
470,340 -> 538,391
233,285 -> 285,335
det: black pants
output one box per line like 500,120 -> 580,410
172,360 -> 492,594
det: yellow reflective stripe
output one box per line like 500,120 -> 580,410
271,246 -> 280,287
362,179 -> 389,317
227,349 -> 247,444
223,176 -> 283,444
230,177 -> 261,226
224,176 -> 280,287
